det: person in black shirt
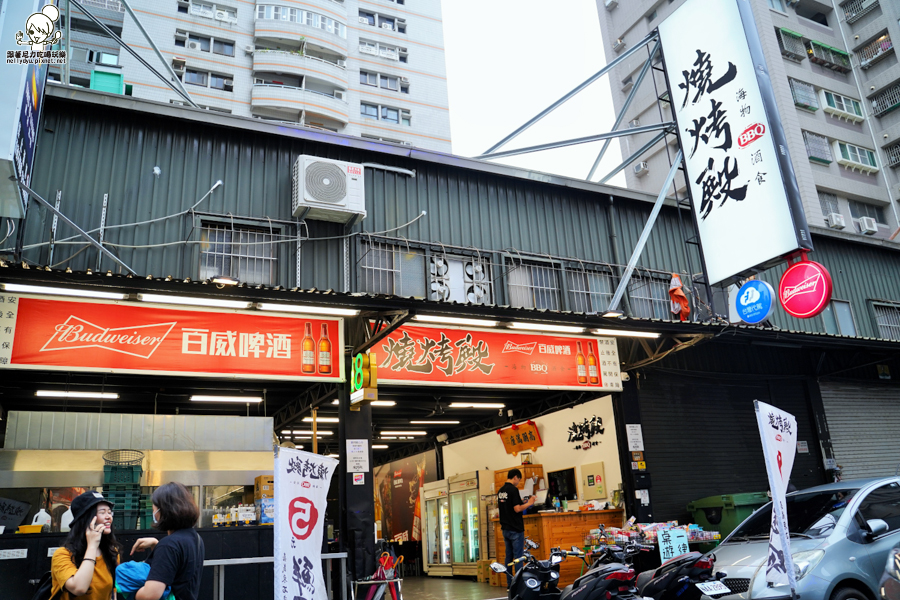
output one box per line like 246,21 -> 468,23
497,468 -> 536,586
130,482 -> 205,600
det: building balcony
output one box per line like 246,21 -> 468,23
807,41 -> 852,74
872,82 -> 900,118
252,50 -> 348,88
858,34 -> 894,70
840,0 -> 879,25
250,84 -> 349,125
254,16 -> 348,57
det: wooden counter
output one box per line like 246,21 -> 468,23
493,509 -> 624,588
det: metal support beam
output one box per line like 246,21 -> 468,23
598,129 -> 671,184
272,382 -> 339,431
606,150 -> 683,314
16,181 -> 136,275
353,310 -> 411,355
587,40 -> 661,180
482,30 -> 660,156
477,122 -> 674,160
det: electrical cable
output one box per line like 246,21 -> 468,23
0,219 -> 14,246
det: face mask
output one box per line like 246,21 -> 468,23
153,509 -> 160,524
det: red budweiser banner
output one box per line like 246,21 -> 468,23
0,295 -> 344,381
376,325 -> 622,391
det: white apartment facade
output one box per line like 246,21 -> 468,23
596,0 -> 900,242
86,0 -> 453,151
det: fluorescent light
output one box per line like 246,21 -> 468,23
332,399 -> 340,405
36,390 -> 119,399
380,436 -> 397,440
371,401 -> 396,407
302,417 -> 339,423
326,454 -> 340,458
2,283 -> 126,300
413,315 -> 498,327
508,322 -> 584,334
373,445 -> 389,449
591,328 -> 660,339
138,293 -> 251,309
296,445 -> 305,449
449,402 -> 505,409
409,420 -> 459,425
290,430 -> 334,436
257,302 -> 359,316
211,276 -> 240,286
603,310 -> 624,318
191,395 -> 263,403
380,431 -> 427,436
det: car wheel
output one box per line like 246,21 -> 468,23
830,587 -> 870,600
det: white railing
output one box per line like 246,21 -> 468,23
859,34 -> 894,69
886,143 -> 900,168
79,0 -> 124,11
872,82 -> 900,117
379,48 -> 399,60
254,50 -> 346,69
253,83 -> 347,102
840,0 -> 879,24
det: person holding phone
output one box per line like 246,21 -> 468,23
51,491 -> 121,600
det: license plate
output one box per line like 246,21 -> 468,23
696,581 -> 731,596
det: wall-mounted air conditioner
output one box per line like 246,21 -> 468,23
633,162 -> 649,177
613,38 -> 626,52
825,212 -> 845,229
859,216 -> 878,234
172,57 -> 186,74
245,45 -> 255,54
334,91 -> 346,101
223,79 -> 234,88
188,41 -> 201,51
605,0 -> 618,9
382,22 -> 394,30
400,76 -> 409,84
337,59 -> 347,67
292,155 -> 366,225
215,10 -> 228,20
175,31 -> 187,41
359,16 -> 370,24
629,118 -> 640,128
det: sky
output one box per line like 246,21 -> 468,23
441,0 -> 625,186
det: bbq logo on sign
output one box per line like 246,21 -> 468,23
738,123 -> 766,148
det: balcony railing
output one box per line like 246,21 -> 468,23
807,41 -> 852,73
872,82 -> 900,117
840,0 -> 879,24
777,28 -> 806,62
79,0 -> 124,12
859,34 -> 894,69
886,143 -> 900,168
789,78 -> 818,110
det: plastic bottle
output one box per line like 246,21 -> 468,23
562,498 -> 568,512
32,508 -> 52,528
60,508 -> 74,533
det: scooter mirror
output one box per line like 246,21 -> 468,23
490,562 -> 507,574
526,539 -> 539,549
571,546 -> 580,553
551,554 -> 563,565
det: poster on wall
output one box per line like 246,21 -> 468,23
657,0 -> 812,285
372,450 -> 437,541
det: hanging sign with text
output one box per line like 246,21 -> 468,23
377,324 -> 621,390
0,295 -> 344,381
497,421 -> 543,456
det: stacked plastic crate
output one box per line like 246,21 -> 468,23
101,450 -> 153,530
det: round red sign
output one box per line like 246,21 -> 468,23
778,260 -> 833,318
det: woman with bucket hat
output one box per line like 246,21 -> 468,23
50,490 -> 121,599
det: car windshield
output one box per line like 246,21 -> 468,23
729,488 -> 860,539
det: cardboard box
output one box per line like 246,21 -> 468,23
255,475 -> 274,499
255,497 -> 275,524
489,569 -> 505,587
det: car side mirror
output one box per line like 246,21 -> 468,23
491,562 -> 507,574
867,519 -> 889,539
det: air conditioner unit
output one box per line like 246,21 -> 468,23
859,216 -> 878,235
215,10 -> 228,20
245,45 -> 255,53
359,16 -> 370,24
400,76 -> 409,84
629,118 -> 640,128
613,38 -> 626,52
400,141 -> 412,146
633,161 -> 649,177
382,22 -> 394,30
172,57 -> 186,73
334,91 -> 346,101
292,155 -> 366,224
188,41 -> 201,51
621,76 -> 633,92
825,212 -> 845,230
605,0 -> 618,9
223,79 -> 234,87
336,59 -> 347,67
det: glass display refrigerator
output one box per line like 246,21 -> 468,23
421,479 -> 452,577
448,471 -> 485,576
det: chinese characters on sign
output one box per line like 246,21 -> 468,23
658,527 -> 690,562
0,295 -> 344,381
658,0 -> 811,285
497,421 -> 543,456
568,416 -> 605,450
377,325 -> 622,391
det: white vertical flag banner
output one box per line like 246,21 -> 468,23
275,447 -> 339,600
754,400 -> 798,591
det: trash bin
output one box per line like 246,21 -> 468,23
687,492 -> 769,539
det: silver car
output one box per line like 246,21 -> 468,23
709,477 -> 900,600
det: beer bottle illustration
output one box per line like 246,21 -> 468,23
301,322 -> 316,374
576,341 -> 588,385
318,323 -> 332,374
587,342 -> 599,385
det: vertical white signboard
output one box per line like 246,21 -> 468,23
658,0 -> 811,285
754,400 -> 798,591
275,447 -> 339,600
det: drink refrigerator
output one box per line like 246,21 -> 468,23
448,470 -> 492,576
421,479 -> 452,577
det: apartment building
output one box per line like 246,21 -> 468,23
52,0 -> 451,151
596,0 -> 900,242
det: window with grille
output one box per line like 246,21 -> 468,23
849,200 -> 886,224
359,241 -> 425,298
507,261 -> 561,310
628,274 -> 673,320
872,82 -> 900,118
567,268 -> 614,314
874,304 -> 900,341
199,222 -> 278,286
886,143 -> 900,168
429,254 -> 493,305
789,79 -> 818,110
818,191 -> 839,215
803,131 -> 832,164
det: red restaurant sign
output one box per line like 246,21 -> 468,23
376,325 -> 622,391
778,260 -> 833,319
0,295 -> 344,381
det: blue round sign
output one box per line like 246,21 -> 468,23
736,280 -> 775,324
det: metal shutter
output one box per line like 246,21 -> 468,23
819,382 -> 900,479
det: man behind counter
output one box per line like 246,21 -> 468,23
498,468 -> 537,587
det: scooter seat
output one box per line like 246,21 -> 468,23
635,570 -> 654,592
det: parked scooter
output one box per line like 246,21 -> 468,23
491,538 -> 568,600
558,543 -> 645,600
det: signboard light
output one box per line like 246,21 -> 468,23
138,293 -> 251,309
191,395 -> 263,403
508,322 -> 584,334
36,390 -> 118,399
1,283 -> 126,300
